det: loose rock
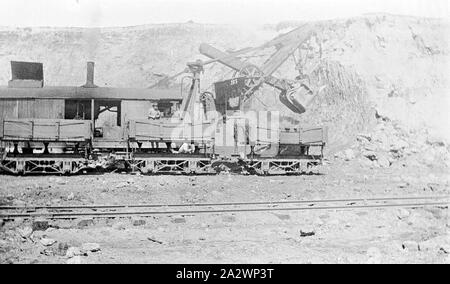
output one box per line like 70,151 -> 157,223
57,242 -> 69,256
402,240 -> 419,251
172,217 -> 186,224
77,218 -> 94,228
274,214 -> 291,221
357,133 -> 372,142
67,192 -> 75,200
115,182 -> 128,189
222,216 -> 236,223
40,248 -> 55,256
362,150 -> 377,161
66,247 -> 84,258
32,219 -> 49,231
132,218 -> 146,226
40,238 -> 56,246
81,243 -> 101,253
398,182 -> 409,189
441,245 -> 450,254
397,208 -> 410,220
300,228 -> 315,237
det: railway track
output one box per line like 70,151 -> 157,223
0,196 -> 448,220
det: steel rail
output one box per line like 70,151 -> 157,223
0,195 -> 448,211
0,201 -> 447,220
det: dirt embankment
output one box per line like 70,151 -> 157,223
268,15 -> 449,150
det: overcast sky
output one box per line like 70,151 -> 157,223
0,0 -> 448,27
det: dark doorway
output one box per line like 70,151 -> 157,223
64,99 -> 92,120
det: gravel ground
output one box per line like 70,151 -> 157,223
0,156 -> 448,264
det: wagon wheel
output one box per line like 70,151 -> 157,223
233,64 -> 264,91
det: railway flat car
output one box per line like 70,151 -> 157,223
0,60 -> 326,175
0,61 -> 184,174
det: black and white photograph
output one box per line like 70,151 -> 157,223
0,0 -> 448,266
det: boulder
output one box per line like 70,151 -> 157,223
81,243 -> 101,253
397,208 -> 410,220
40,248 -> 55,256
40,238 -> 57,246
57,242 -> 69,256
77,218 -> 94,228
32,219 -> 49,231
402,240 -> 419,251
132,218 -> 146,226
362,150 -> 377,161
115,182 -> 128,189
67,193 -> 75,200
172,217 -> 187,224
66,247 -> 84,258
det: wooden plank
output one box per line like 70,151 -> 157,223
2,119 -> 91,141
60,120 -> 91,141
280,131 -> 300,144
34,99 -> 64,119
0,100 -> 19,138
3,120 -> 32,140
18,99 -> 35,118
33,120 -> 58,140
134,120 -> 161,140
300,127 -> 327,145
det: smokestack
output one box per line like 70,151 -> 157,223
82,61 -> 97,88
